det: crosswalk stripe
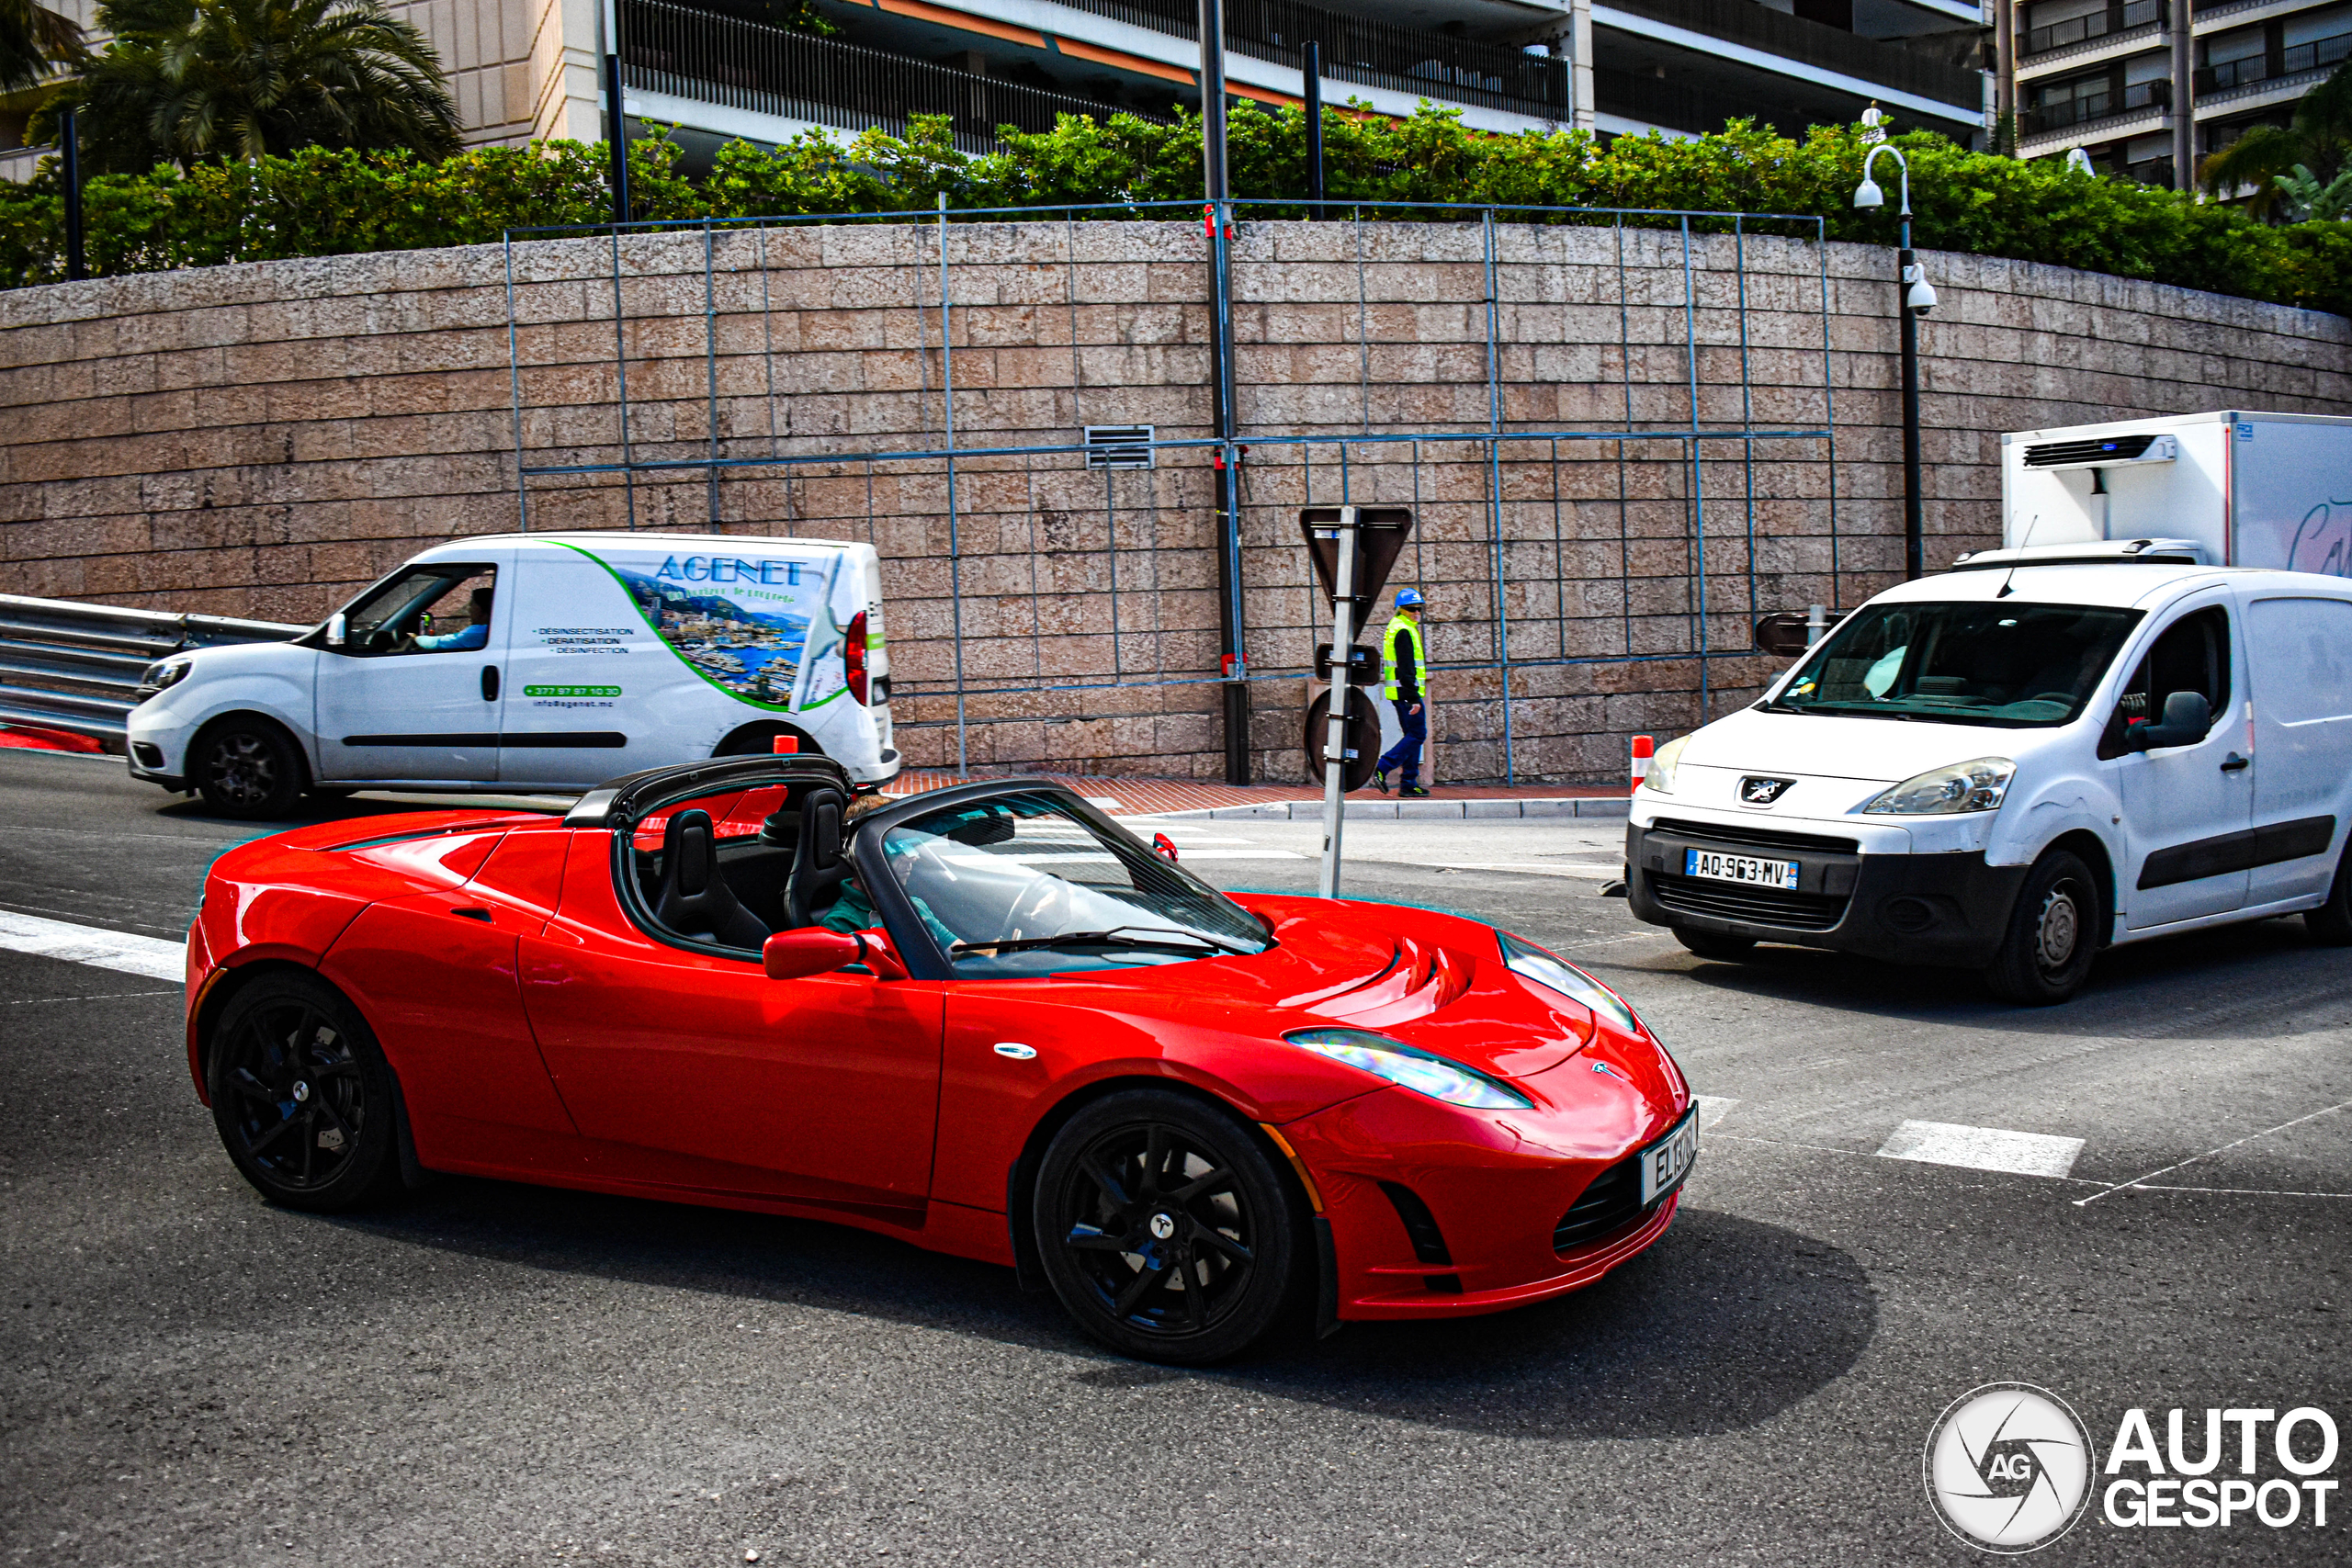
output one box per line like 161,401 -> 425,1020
0,910 -> 187,983
1876,1119 -> 2085,1179
1694,1095 -> 1740,1130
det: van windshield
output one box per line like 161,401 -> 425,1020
1765,602 -> 2143,727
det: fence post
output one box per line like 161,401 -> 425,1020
60,107 -> 85,283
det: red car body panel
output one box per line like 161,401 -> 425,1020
186,788 -> 1691,1323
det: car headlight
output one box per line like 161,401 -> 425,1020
1861,757 -> 2015,815
1283,1027 -> 1532,1110
1498,930 -> 1643,1035
1641,734 -> 1689,794
136,659 -> 193,701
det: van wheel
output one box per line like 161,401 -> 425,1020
1983,850 -> 2100,1005
1673,927 -> 1756,962
192,718 -> 305,820
2307,841 -> 2352,945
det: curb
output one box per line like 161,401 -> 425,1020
1141,797 -> 1633,821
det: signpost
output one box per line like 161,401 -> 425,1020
1299,505 -> 1414,897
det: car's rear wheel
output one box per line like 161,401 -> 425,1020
208,973 -> 402,1213
1673,927 -> 1756,962
2307,840 -> 2352,945
1983,849 -> 2100,1005
1034,1089 -> 1306,1365
192,718 -> 304,820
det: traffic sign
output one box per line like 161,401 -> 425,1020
1303,686 -> 1379,794
1300,506 -> 1413,642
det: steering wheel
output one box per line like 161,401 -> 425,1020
1003,874 -> 1072,941
358,626 -> 401,653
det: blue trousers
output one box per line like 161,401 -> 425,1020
1377,698 -> 1425,784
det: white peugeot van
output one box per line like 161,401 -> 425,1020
1627,543 -> 2352,1002
126,533 -> 899,818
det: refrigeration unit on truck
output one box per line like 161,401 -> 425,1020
2000,411 -> 2352,575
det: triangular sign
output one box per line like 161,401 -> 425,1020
1299,506 -> 1415,642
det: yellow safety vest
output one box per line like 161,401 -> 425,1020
1380,614 -> 1424,701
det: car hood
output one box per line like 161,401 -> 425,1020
1674,705 -> 2028,787
1064,895 -> 1613,1082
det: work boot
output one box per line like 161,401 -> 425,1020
1400,784 -> 1430,798
1373,768 -> 1389,795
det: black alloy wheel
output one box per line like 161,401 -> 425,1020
1673,927 -> 1756,962
193,719 -> 304,819
1983,849 -> 2101,1005
1034,1089 -> 1306,1365
209,973 -> 402,1212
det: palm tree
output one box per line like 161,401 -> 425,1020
2199,60 -> 2352,220
0,0 -> 87,93
51,0 -> 459,173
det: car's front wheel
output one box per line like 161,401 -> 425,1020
2307,840 -> 2352,945
1673,927 -> 1756,962
1983,849 -> 2101,1005
1034,1089 -> 1307,1365
208,972 -> 403,1212
191,718 -> 305,819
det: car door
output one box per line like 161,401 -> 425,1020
2240,591 -> 2352,907
517,831 -> 944,1209
2112,599 -> 2255,928
314,558 -> 506,783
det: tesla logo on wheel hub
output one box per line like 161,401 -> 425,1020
1740,776 -> 1795,805
1148,1213 -> 1177,1239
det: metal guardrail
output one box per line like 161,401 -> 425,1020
0,593 -> 305,752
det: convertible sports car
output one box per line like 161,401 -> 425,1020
186,755 -> 1695,1363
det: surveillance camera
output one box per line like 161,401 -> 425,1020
1907,278 -> 1938,313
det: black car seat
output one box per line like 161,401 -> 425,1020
785,787 -> 855,930
652,808 -> 770,950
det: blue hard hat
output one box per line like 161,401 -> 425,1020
1396,588 -> 1425,608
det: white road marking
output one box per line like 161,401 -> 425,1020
1877,1120 -> 2086,1179
1427,861 -> 1622,878
2071,1096 -> 2352,1207
1694,1095 -> 1740,1130
1158,849 -> 1305,860
0,911 -> 187,983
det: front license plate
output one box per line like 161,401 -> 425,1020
1684,847 -> 1800,890
1639,1109 -> 1699,1205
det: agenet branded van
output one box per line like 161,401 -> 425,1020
1627,544 -> 2352,1003
127,533 -> 899,818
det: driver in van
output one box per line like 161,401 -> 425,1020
416,586 -> 492,652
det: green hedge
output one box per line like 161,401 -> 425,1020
5,107 -> 2348,316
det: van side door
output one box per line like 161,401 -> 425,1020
493,546 -> 653,787
2239,591 -> 2352,908
2109,598 -> 2255,929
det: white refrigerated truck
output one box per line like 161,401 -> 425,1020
1999,411 -> 2352,574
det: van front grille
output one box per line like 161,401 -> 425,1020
1647,870 -> 1849,931
1651,818 -> 1859,856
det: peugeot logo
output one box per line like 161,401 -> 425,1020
1740,776 -> 1795,805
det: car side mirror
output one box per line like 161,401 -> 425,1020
1753,612 -> 1814,657
326,612 -> 346,649
763,927 -> 861,981
2132,690 -> 2211,750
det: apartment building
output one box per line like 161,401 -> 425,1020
2,0 -> 1995,185
1996,0 -> 2352,186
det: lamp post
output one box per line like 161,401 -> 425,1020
1853,143 -> 1937,581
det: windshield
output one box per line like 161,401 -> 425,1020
878,792 -> 1272,976
1767,602 -> 2143,727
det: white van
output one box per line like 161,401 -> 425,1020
1627,544 -> 2352,1002
126,533 -> 899,818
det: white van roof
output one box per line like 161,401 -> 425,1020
1873,561 -> 2352,613
413,532 -> 873,558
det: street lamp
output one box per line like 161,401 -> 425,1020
1855,142 -> 1936,581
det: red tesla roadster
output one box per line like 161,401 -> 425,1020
186,755 -> 1695,1362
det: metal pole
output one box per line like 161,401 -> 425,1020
60,107 -> 85,282
1317,518 -> 1357,899
938,192 -> 967,775
1202,0 -> 1249,784
1303,39 -> 1326,220
1898,211 -> 1923,581
604,51 -> 630,227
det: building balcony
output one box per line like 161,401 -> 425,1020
2021,0 -> 2164,59
2020,76 -> 2168,136
2195,29 -> 2352,94
1600,0 -> 1984,113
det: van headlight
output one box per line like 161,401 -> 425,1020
1642,734 -> 1690,794
136,659 -> 193,701
1862,757 -> 2015,815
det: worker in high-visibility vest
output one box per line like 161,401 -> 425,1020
1374,588 -> 1430,796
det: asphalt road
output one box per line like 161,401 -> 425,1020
2,747 -> 2346,1565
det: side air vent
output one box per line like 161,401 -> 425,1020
1083,424 -> 1155,469
1378,1181 -> 1453,1266
2022,434 -> 2177,469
